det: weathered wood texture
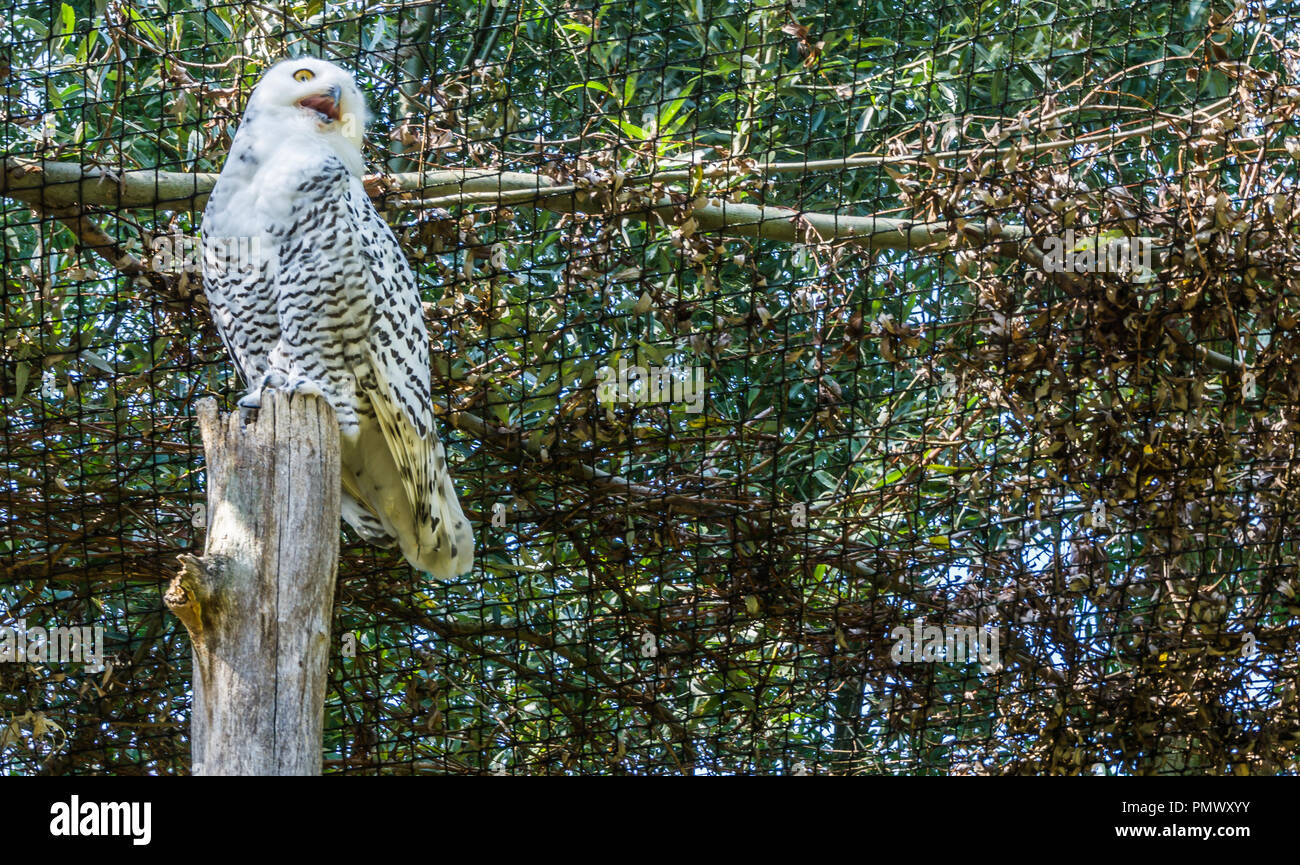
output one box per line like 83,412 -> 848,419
165,391 -> 340,776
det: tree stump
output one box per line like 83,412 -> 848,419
166,391 -> 340,775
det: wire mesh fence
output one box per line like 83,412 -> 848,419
2,0 -> 1299,775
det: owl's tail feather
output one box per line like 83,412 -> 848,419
341,492 -> 396,547
340,415 -> 473,580
409,455 -> 475,579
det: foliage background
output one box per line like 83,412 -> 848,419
2,0 -> 1300,774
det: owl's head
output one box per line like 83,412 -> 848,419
245,58 -> 369,156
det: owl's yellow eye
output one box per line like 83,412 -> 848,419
293,69 -> 315,83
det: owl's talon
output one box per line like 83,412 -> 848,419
286,377 -> 326,399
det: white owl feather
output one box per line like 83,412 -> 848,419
200,57 -> 473,579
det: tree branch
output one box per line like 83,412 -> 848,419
2,157 -> 1020,252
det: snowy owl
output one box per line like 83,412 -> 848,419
200,57 -> 473,579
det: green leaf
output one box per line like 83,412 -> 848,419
853,102 -> 876,145
562,81 -> 615,97
605,117 -> 649,140
56,3 -> 75,40
125,7 -> 164,46
12,362 -> 30,402
657,82 -> 694,131
559,22 -> 592,38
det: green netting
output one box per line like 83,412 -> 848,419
2,0 -> 1300,775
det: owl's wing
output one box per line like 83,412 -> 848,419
200,178 -> 277,389
345,177 -> 472,576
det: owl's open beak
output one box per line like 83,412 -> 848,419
298,84 -> 342,123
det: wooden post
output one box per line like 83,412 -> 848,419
165,390 -> 341,776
